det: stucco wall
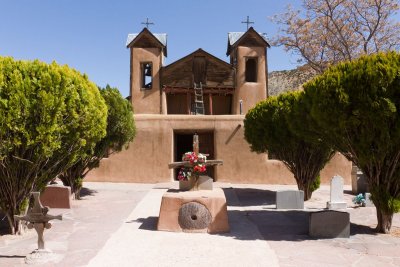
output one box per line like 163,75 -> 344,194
131,47 -> 162,114
87,115 -> 352,185
233,46 -> 267,114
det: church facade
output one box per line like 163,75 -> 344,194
87,27 -> 351,184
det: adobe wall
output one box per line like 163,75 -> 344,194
86,115 -> 352,185
130,47 -> 162,114
233,46 -> 267,114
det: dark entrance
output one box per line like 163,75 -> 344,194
174,131 -> 215,180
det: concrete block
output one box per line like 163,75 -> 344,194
40,185 -> 72,209
276,190 -> 304,209
309,210 -> 350,238
198,175 -> 213,190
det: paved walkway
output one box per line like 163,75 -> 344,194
0,182 -> 399,267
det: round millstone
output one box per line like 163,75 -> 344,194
178,202 -> 212,230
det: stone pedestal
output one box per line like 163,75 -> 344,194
157,188 -> 229,233
40,185 -> 72,209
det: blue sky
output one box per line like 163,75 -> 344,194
1,1 -> 397,97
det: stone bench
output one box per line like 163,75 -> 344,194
309,210 -> 350,238
40,184 -> 72,209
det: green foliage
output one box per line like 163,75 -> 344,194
303,51 -> 400,232
310,175 -> 321,193
60,85 -> 136,197
0,56 -> 107,234
97,85 -> 136,156
244,91 -> 332,200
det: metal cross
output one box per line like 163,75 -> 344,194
141,18 -> 154,29
241,16 -> 254,30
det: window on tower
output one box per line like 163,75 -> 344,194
141,62 -> 153,89
245,57 -> 257,83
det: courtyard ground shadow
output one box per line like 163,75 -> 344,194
222,187 -> 276,207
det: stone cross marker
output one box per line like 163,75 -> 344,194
168,133 -> 223,190
14,192 -> 62,264
327,175 -> 347,209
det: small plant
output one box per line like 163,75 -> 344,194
353,193 -> 366,207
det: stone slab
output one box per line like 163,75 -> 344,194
276,190 -> 304,209
157,188 -> 229,233
309,210 -> 350,238
40,185 -> 72,209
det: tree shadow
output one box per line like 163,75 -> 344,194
0,211 -> 10,235
350,222 -> 377,235
222,187 -> 276,207
79,187 -> 98,198
219,209 -> 379,241
223,209 -> 310,241
126,216 -> 158,231
0,255 -> 25,258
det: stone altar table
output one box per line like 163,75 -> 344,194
157,188 -> 229,233
157,133 -> 229,234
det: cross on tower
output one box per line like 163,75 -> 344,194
241,16 -> 254,30
141,18 -> 154,29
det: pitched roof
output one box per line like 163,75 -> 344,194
126,27 -> 167,56
226,27 -> 270,56
163,48 -> 231,70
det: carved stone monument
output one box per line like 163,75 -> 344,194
327,175 -> 347,210
14,192 -> 62,264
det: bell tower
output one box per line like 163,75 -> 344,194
126,28 -> 167,114
227,27 -> 270,114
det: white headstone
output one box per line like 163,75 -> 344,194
327,175 -> 347,209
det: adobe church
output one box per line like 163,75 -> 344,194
87,27 -> 351,184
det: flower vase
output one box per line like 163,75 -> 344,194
178,175 -> 199,191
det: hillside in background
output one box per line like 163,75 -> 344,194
268,65 -> 317,96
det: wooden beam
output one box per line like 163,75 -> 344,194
209,94 -> 213,115
186,92 -> 191,114
168,160 -> 223,169
163,86 -> 234,95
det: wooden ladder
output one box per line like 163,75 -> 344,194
194,82 -> 205,115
